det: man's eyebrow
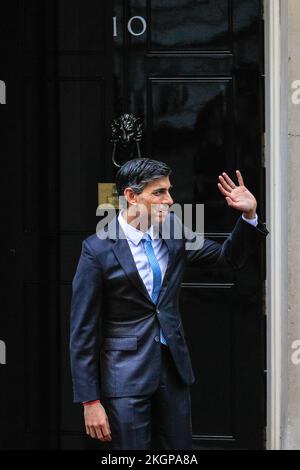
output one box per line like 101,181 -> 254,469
152,185 -> 173,192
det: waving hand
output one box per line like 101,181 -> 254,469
217,170 -> 257,219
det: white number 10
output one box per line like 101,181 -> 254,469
113,16 -> 147,37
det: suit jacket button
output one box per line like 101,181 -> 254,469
154,335 -> 160,342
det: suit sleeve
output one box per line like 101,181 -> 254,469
183,215 -> 269,269
69,239 -> 103,403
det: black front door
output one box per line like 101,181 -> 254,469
1,0 -> 265,450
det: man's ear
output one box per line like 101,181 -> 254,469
124,187 -> 138,205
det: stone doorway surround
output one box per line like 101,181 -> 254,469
265,0 -> 300,451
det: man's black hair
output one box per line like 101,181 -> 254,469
115,158 -> 172,196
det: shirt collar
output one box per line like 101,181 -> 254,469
118,209 -> 156,245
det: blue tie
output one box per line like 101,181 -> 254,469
141,233 -> 167,346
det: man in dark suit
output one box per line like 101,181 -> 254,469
69,158 -> 268,450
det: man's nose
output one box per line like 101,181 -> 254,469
163,192 -> 173,206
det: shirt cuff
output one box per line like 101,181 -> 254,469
242,213 -> 258,227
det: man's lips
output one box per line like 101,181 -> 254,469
152,206 -> 169,217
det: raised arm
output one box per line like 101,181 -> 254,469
183,170 -> 269,268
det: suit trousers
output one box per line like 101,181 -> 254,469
101,343 -> 193,450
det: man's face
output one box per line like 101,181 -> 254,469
133,176 -> 174,226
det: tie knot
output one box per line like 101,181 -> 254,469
142,233 -> 151,243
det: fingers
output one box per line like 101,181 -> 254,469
85,418 -> 110,441
225,197 -> 239,210
221,172 -> 236,189
86,421 -> 112,442
236,170 -> 244,186
86,424 -> 109,441
94,424 -> 105,441
225,197 -> 234,208
220,170 -> 244,189
217,182 -> 232,199
102,420 -> 112,442
218,175 -> 233,192
87,425 -> 96,439
105,417 -> 112,438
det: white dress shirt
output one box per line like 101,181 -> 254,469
118,209 -> 169,298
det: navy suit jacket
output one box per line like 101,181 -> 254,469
69,212 -> 268,403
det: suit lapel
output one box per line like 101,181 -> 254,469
156,236 -> 176,305
106,213 -> 177,306
108,215 -> 154,304
112,238 -> 154,303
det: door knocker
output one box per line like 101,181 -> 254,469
110,113 -> 143,168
